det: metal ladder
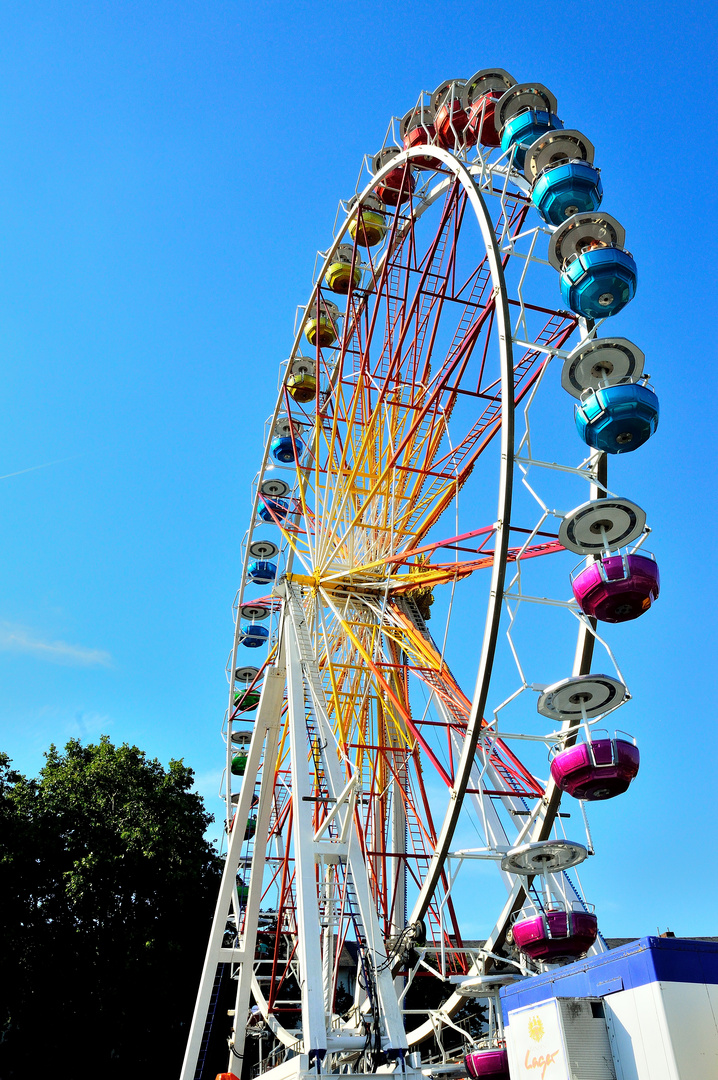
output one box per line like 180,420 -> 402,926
193,964 -> 225,1080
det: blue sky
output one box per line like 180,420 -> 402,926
1,1 -> 717,938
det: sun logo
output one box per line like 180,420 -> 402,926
528,1016 -> 545,1043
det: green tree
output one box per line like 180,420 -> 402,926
0,737 -> 222,1078
0,752 -> 40,1061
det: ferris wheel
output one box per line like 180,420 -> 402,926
181,69 -> 659,1080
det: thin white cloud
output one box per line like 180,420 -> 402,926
0,623 -> 112,667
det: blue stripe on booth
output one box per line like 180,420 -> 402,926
501,937 -> 718,1018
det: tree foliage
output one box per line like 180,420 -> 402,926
0,737 -> 222,1078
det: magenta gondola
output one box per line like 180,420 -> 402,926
465,1047 -> 509,1079
512,908 -> 598,962
551,737 -> 640,800
572,552 -> 659,622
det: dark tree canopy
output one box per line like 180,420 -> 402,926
0,737 -> 222,1079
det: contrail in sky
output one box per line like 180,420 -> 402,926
0,456 -> 78,481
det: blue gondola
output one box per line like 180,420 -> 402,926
247,560 -> 277,585
532,161 -> 603,226
560,247 -> 637,319
500,109 -> 563,169
258,497 -> 288,523
575,382 -> 659,454
271,435 -> 303,464
241,624 -> 269,648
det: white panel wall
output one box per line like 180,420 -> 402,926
603,984 -> 675,1080
600,982 -> 718,1080
658,981 -> 718,1076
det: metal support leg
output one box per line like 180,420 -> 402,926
286,621 -> 329,1058
226,664 -> 289,1075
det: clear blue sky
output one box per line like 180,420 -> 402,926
1,1 -> 716,938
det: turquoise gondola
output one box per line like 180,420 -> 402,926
500,109 -> 563,169
532,161 -> 603,225
575,382 -> 659,454
560,246 -> 637,319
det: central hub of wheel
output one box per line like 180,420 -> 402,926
285,571 -> 389,597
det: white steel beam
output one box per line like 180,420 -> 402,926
286,620 -> 329,1058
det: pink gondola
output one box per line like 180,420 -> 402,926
465,1047 -> 509,1079
511,907 -> 598,962
551,736 -> 639,800
572,552 -> 659,623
